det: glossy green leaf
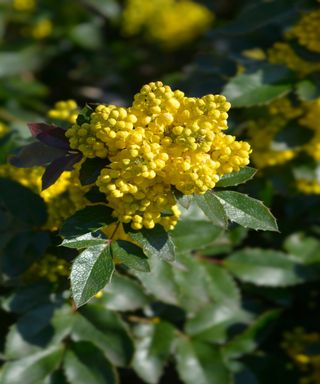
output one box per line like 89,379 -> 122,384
126,224 -> 175,261
225,248 -> 320,286
1,346 -> 64,384
284,233 -> 320,264
72,305 -> 134,367
71,244 -> 114,308
60,205 -> 114,238
61,233 -> 106,249
133,322 -> 175,384
223,71 -> 291,107
216,167 -> 256,188
175,338 -> 232,384
214,191 -> 278,231
63,341 -> 118,384
101,273 -> 150,311
194,193 -> 228,228
111,240 -> 150,272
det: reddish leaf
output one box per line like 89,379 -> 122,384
28,123 -> 70,150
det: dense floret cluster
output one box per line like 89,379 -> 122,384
25,254 -> 69,283
66,82 -> 251,230
48,99 -> 79,125
122,0 -> 213,48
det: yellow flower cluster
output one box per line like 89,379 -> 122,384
0,122 -> 8,138
282,327 -> 320,384
300,98 -> 320,161
286,10 -> 320,53
66,81 -> 251,230
25,254 -> 69,283
48,100 -> 79,124
31,19 -> 53,40
296,179 -> 320,195
12,0 -> 36,11
268,42 -> 320,77
247,98 -> 302,168
122,0 -> 213,49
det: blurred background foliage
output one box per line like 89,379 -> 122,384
1,0 -> 320,383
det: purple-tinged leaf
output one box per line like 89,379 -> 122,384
9,142 -> 67,168
28,123 -> 70,150
42,152 -> 82,190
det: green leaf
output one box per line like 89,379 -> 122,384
1,346 -> 64,384
60,205 -> 114,238
224,248 -> 320,287
223,71 -> 291,108
76,104 -> 93,125
72,304 -> 134,367
272,122 -> 314,150
296,80 -> 320,101
61,233 -> 106,249
175,338 -> 232,384
194,193 -> 227,228
204,263 -> 241,308
111,240 -> 150,272
185,303 -> 250,344
223,310 -> 281,359
125,224 -> 175,262
216,167 -> 257,188
171,220 -> 223,252
132,322 -> 175,384
5,305 -> 73,359
134,253 -> 179,305
0,178 -> 47,226
214,191 -> 278,231
63,341 -> 118,384
284,233 -> 320,264
79,157 -> 110,186
173,189 -> 193,209
101,273 -> 150,311
71,244 -> 114,308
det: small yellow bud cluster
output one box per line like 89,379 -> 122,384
286,10 -> 320,53
282,327 -> 320,384
268,43 -> 320,76
122,0 -> 213,49
48,100 -> 79,125
296,179 -> 320,195
300,98 -> 320,161
12,0 -> 36,11
0,122 -> 8,138
66,81 -> 251,230
25,255 -> 69,283
31,19 -> 53,40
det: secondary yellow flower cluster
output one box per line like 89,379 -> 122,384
0,164 -> 87,230
247,98 -> 302,168
31,18 -> 53,40
0,122 -> 8,138
25,254 -> 69,283
66,81 -> 251,230
122,0 -> 213,49
48,100 -> 79,124
282,327 -> 320,384
12,0 -> 36,11
267,10 -> 320,76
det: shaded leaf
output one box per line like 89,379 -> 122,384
194,193 -> 228,228
112,240 -> 150,272
216,167 -> 256,188
79,157 -> 110,186
28,123 -> 70,150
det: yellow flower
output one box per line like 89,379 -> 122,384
31,19 -> 53,40
12,0 -> 36,11
48,100 -> 79,124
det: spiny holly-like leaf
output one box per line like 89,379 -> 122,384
9,142 -> 67,168
112,240 -> 150,272
63,341 -> 118,384
61,233 -> 106,249
125,224 -> 175,262
224,248 -> 320,287
79,157 -> 111,186
71,244 -> 114,307
214,191 -> 278,231
28,123 -> 70,150
216,167 -> 257,188
42,152 -> 82,190
60,205 -> 114,238
194,193 -> 228,228
132,322 -> 175,384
